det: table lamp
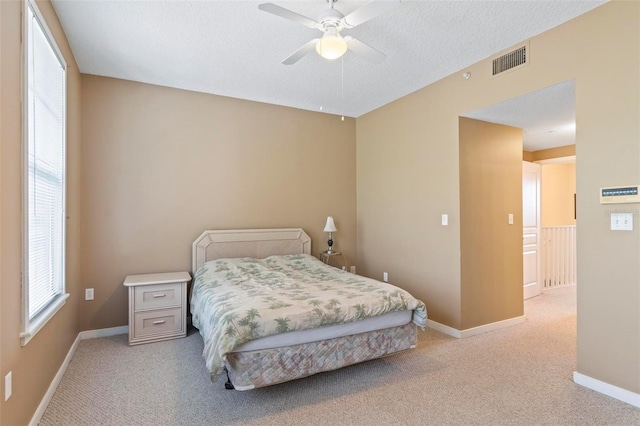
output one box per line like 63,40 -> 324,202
323,216 -> 337,253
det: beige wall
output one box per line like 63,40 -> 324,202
573,3 -> 639,394
541,163 -> 576,227
532,144 -> 576,162
80,75 -> 357,331
357,0 -> 639,394
459,118 -> 523,330
0,1 -> 82,424
524,144 -> 576,162
356,82 -> 462,327
0,2 -> 4,422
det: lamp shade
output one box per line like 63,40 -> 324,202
323,216 -> 337,233
315,29 -> 347,60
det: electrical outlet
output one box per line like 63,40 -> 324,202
85,288 -> 94,301
5,372 -> 12,401
350,265 -> 356,274
383,272 -> 388,282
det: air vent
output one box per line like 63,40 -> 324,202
492,45 -> 527,76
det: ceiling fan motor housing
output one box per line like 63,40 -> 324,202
318,8 -> 345,31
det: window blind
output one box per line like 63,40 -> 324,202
26,4 -> 66,319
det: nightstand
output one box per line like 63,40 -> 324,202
123,271 -> 191,346
319,250 -> 348,270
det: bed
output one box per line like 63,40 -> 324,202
190,228 -> 427,390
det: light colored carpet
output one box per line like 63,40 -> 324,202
40,286 -> 639,425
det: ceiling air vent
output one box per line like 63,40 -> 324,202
492,44 -> 527,76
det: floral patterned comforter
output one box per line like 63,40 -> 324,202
191,254 -> 427,381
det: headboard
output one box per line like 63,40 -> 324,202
191,228 -> 312,274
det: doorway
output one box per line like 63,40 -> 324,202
462,80 -> 577,303
523,161 -> 541,299
538,158 -> 577,290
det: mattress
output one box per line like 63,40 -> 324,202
235,309 -> 412,352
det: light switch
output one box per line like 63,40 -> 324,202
611,213 -> 633,231
508,214 -> 514,225
5,372 -> 11,401
441,214 -> 448,226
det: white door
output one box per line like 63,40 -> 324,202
523,161 -> 541,299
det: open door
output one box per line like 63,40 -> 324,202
523,161 -> 541,299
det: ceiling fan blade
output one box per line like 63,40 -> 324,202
282,38 -> 320,65
258,3 -> 320,29
344,36 -> 386,63
341,0 -> 399,28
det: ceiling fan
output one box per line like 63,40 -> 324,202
258,0 -> 399,65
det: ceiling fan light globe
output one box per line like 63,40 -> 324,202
315,34 -> 347,60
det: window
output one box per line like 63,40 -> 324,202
21,0 -> 69,346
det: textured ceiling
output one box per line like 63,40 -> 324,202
464,81 -> 576,152
52,0 -> 604,149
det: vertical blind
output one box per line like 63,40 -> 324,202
26,4 -> 66,319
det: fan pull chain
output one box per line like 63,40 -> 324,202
341,56 -> 344,121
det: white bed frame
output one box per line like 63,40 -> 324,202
192,228 -> 311,273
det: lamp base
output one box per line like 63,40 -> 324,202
327,234 -> 334,254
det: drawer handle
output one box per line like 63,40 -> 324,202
152,293 -> 166,298
152,320 -> 166,325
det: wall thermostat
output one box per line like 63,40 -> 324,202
600,186 -> 640,204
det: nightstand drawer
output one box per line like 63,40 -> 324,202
133,307 -> 184,339
134,283 -> 182,310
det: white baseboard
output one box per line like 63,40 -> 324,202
573,371 -> 640,408
427,319 -> 462,338
29,325 -> 129,426
28,333 -> 81,426
459,315 -> 525,338
79,325 -> 128,340
427,315 -> 525,339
